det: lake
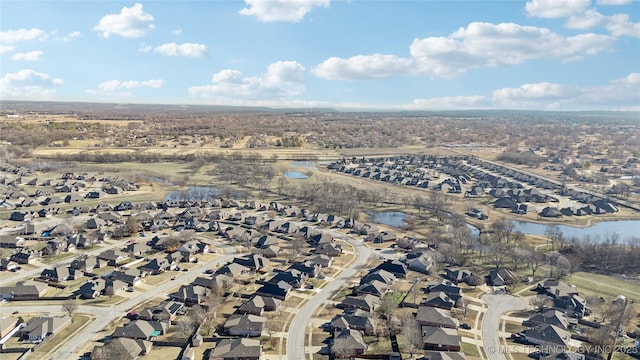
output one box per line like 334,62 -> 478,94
510,220 -> 640,243
367,211 -> 639,244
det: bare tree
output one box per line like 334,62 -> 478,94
177,317 -> 195,338
332,336 -> 355,359
529,295 -> 551,312
400,313 -> 423,359
190,304 -> 208,326
528,250 -> 545,278
62,298 -> 79,319
545,224 -> 562,251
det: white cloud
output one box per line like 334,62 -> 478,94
565,9 -> 607,29
525,0 -> 591,18
596,0 -> 632,5
172,27 -> 182,36
605,13 -> 640,38
154,42 -> 208,58
405,73 -> 640,110
98,79 -> 164,92
0,45 -> 15,54
0,69 -> 63,98
239,0 -> 330,22
188,60 -> 305,100
58,31 -> 82,42
315,22 -> 614,80
11,50 -> 43,61
93,3 -> 155,38
313,54 -> 415,80
0,28 -> 47,43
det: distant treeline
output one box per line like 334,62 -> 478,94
43,152 -> 318,163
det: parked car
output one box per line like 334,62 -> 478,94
460,323 -> 472,330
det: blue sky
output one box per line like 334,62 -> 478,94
1,0 -> 639,110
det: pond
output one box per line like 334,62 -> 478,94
284,171 -> 308,179
165,186 -> 221,201
365,211 -> 407,228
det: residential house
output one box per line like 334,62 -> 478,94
20,316 -> 71,341
237,295 -> 281,316
109,270 -> 142,287
97,249 -> 129,266
10,250 -> 37,264
216,263 -> 249,278
223,314 -> 266,337
315,242 -> 342,257
421,326 -> 461,351
0,281 -> 47,299
209,338 -> 262,360
415,307 -> 460,329
376,260 -> 409,278
332,328 -> 368,357
125,242 -> 151,256
524,324 -> 571,352
1,258 -> 18,271
444,269 -> 473,284
139,301 -> 183,321
330,308 -> 375,334
192,274 -> 232,291
536,280 -> 579,299
170,285 -> 208,306
256,281 -> 292,301
233,254 -> 270,272
357,280 -> 389,297
69,256 -> 102,273
361,269 -> 396,285
421,291 -> 457,310
0,236 -> 25,248
426,280 -> 462,301
92,338 -> 152,360
39,265 -> 72,283
139,258 -> 173,275
341,294 -> 380,312
307,254 -> 333,268
525,310 -> 575,330
112,320 -> 162,340
553,295 -> 589,318
488,268 -> 517,286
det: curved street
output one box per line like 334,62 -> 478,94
482,293 -> 527,360
287,233 -> 374,360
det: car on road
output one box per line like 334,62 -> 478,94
460,323 -> 472,330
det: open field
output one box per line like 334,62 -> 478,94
566,272 -> 640,302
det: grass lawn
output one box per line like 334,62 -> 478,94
504,321 -> 527,334
144,346 -> 182,360
461,342 -> 481,357
567,272 -> 640,302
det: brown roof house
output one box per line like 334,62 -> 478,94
223,314 -> 266,337
421,326 -> 461,351
19,315 -> 71,342
209,338 -> 262,360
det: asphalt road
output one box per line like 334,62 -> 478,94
0,243 -> 237,360
287,233 -> 374,360
482,293 -> 527,360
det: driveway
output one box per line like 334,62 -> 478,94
482,294 -> 527,360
